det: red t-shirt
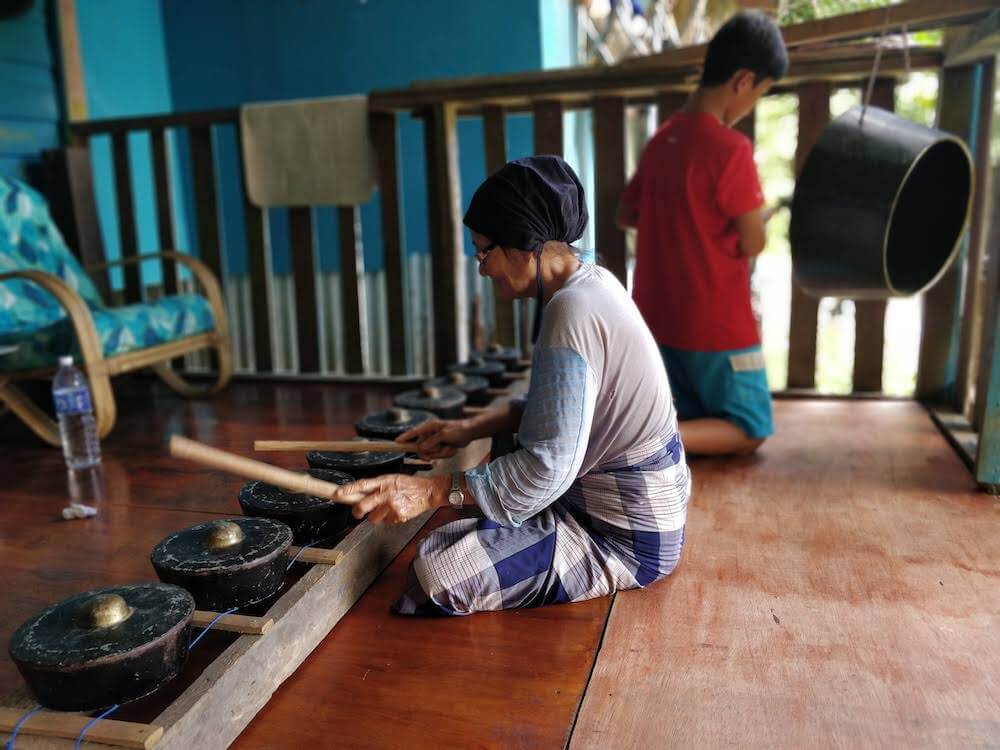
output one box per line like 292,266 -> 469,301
624,111 -> 764,351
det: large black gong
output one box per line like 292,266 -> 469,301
9,583 -> 194,711
791,106 -> 973,298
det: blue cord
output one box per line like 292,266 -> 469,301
286,539 -> 319,570
188,606 -> 239,650
74,704 -> 119,750
4,704 -> 41,750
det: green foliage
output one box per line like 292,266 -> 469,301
779,0 -> 891,25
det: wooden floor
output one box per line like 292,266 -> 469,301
2,380 -> 998,748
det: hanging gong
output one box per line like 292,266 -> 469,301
9,583 -> 194,711
151,518 -> 292,611
790,105 -> 973,299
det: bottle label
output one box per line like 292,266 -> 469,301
54,388 -> 93,416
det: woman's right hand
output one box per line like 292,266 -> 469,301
398,418 -> 474,460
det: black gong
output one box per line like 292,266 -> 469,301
238,468 -> 356,545
425,371 -> 491,406
9,583 -> 194,711
151,518 -> 292,611
355,406 -> 434,440
306,449 -> 406,477
394,383 -> 467,419
449,357 -> 506,388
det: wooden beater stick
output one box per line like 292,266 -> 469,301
253,439 -> 411,453
169,435 -> 367,504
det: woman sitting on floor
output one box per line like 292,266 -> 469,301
334,156 -> 691,615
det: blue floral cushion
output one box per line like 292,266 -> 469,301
0,293 -> 215,372
0,177 -> 216,373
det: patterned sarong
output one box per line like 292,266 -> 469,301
393,433 -> 691,616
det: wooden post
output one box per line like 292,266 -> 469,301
532,100 -> 564,157
656,91 -> 686,125
288,207 -> 320,374
422,103 -> 467,373
787,82 -> 830,390
369,111 -> 408,374
338,205 -> 365,374
974,164 -> 1000,489
852,78 -> 895,393
593,96 -> 628,286
111,131 -> 142,304
236,121 -> 273,374
917,62 -> 991,401
973,166 -> 1000,476
954,57 -> 996,417
188,125 -> 223,282
150,128 -> 177,295
41,145 -> 111,301
483,105 -> 516,348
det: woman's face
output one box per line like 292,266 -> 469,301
472,231 -> 535,300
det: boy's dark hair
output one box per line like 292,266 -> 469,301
700,11 -> 788,87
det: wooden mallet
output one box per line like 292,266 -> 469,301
169,435 -> 369,505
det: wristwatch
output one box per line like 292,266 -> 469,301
448,473 -> 464,509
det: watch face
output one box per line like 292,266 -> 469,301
449,489 -> 464,508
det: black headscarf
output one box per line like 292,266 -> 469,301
463,156 -> 589,341
463,155 -> 588,252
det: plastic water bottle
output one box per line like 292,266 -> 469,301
52,355 -> 101,469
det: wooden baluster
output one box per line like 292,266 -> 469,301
656,91 -> 686,125
787,82 -> 830,390
288,207 -> 320,374
150,127 -> 177,296
338,205 -> 365,374
188,125 -> 223,282
973,165 -> 1000,486
483,105 -> 516,348
111,131 -> 141,304
594,96 -> 628,286
370,111 -> 407,374
422,102 -> 467,373
852,79 -> 895,394
532,99 -> 564,156
235,120 -> 273,373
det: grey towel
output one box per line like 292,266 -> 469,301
239,95 -> 376,207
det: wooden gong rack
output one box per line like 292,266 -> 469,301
1,378 -> 528,750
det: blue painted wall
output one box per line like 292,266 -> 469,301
76,0 -> 180,290
0,1 -> 62,181
159,0 -> 546,276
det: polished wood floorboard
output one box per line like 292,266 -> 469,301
0,377 -> 399,699
571,400 -> 1000,748
3,387 -> 996,748
234,508 -> 613,750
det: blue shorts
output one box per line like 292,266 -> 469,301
659,344 -> 774,440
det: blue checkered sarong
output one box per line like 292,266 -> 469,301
393,433 -> 690,616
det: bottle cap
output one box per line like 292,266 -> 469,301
58,355 -> 74,367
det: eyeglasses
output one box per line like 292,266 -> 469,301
474,242 -> 498,264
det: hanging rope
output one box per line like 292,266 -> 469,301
859,6 -> 893,127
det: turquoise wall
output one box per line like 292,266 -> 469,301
73,1 -> 581,284
76,0 -> 181,289
0,1 -> 61,181
159,0 -> 545,276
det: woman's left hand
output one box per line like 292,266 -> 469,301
333,474 -> 450,524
